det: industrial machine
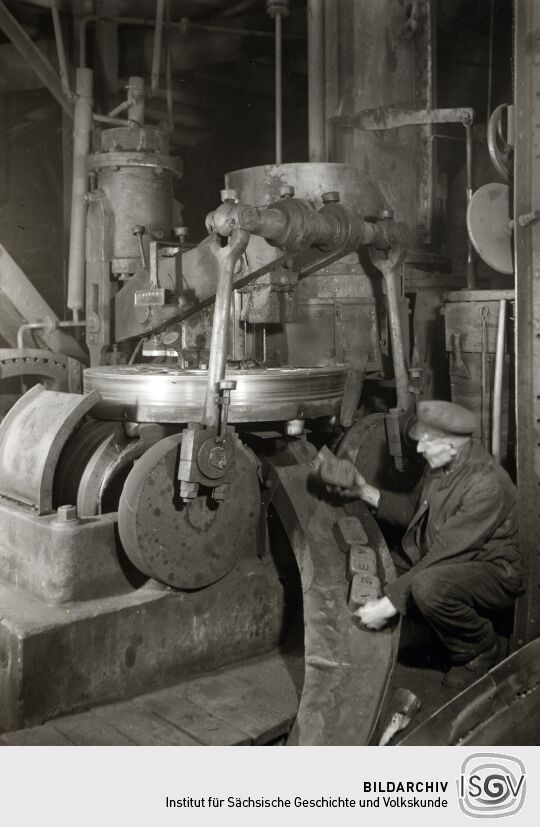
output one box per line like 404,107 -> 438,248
0,0 -> 536,746
0,75 -> 411,742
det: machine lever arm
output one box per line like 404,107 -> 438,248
201,228 -> 250,429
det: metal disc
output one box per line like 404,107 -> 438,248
118,433 -> 261,589
466,183 -> 513,274
83,364 -> 347,424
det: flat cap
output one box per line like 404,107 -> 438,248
409,400 -> 478,440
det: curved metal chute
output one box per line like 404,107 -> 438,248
269,459 -> 399,745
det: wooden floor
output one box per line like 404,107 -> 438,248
0,651 -> 301,746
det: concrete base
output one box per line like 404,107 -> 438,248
0,558 -> 285,733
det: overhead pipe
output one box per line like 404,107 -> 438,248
67,68 -> 93,323
78,14 -> 302,67
307,0 -> 326,161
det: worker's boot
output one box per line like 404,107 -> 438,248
441,638 -> 500,690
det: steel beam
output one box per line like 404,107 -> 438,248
0,1 -> 73,116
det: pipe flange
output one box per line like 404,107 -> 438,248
88,152 -> 183,177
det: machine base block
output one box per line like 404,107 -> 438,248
0,651 -> 299,745
0,559 -> 285,734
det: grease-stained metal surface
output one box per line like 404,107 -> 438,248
270,462 -> 398,745
0,385 -> 100,514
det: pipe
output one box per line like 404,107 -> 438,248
207,198 -> 393,252
151,0 -> 165,94
465,123 -> 476,288
492,299 -> 507,462
50,0 -> 72,99
307,0 -> 326,162
127,75 -> 145,124
0,0 -> 73,115
67,67 -> 93,321
78,15 -> 301,67
107,99 -> 130,118
17,320 -> 86,350
202,232 -> 249,427
480,305 -> 489,449
93,113 -> 129,126
274,9 -> 283,164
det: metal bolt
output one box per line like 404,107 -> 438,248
220,188 -> 240,205
279,184 -> 295,199
56,504 -> 77,522
174,226 -> 189,243
322,191 -> 340,204
285,418 -> 305,436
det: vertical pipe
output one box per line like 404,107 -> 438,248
127,75 -> 145,124
492,299 -> 507,462
307,0 -> 326,162
275,10 -> 283,164
67,67 -> 93,321
465,123 -> 476,288
151,0 -> 165,94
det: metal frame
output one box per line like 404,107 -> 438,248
513,0 -> 540,644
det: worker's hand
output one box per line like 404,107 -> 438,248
327,469 -> 381,508
356,596 -> 398,630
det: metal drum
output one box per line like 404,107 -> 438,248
225,162 -> 382,216
83,364 -> 347,423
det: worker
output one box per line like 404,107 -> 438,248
340,400 -> 523,688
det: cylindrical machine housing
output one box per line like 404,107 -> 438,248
88,126 -> 182,274
225,162 -> 384,372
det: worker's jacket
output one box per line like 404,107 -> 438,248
378,440 -> 522,614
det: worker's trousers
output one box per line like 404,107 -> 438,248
397,559 -> 523,664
